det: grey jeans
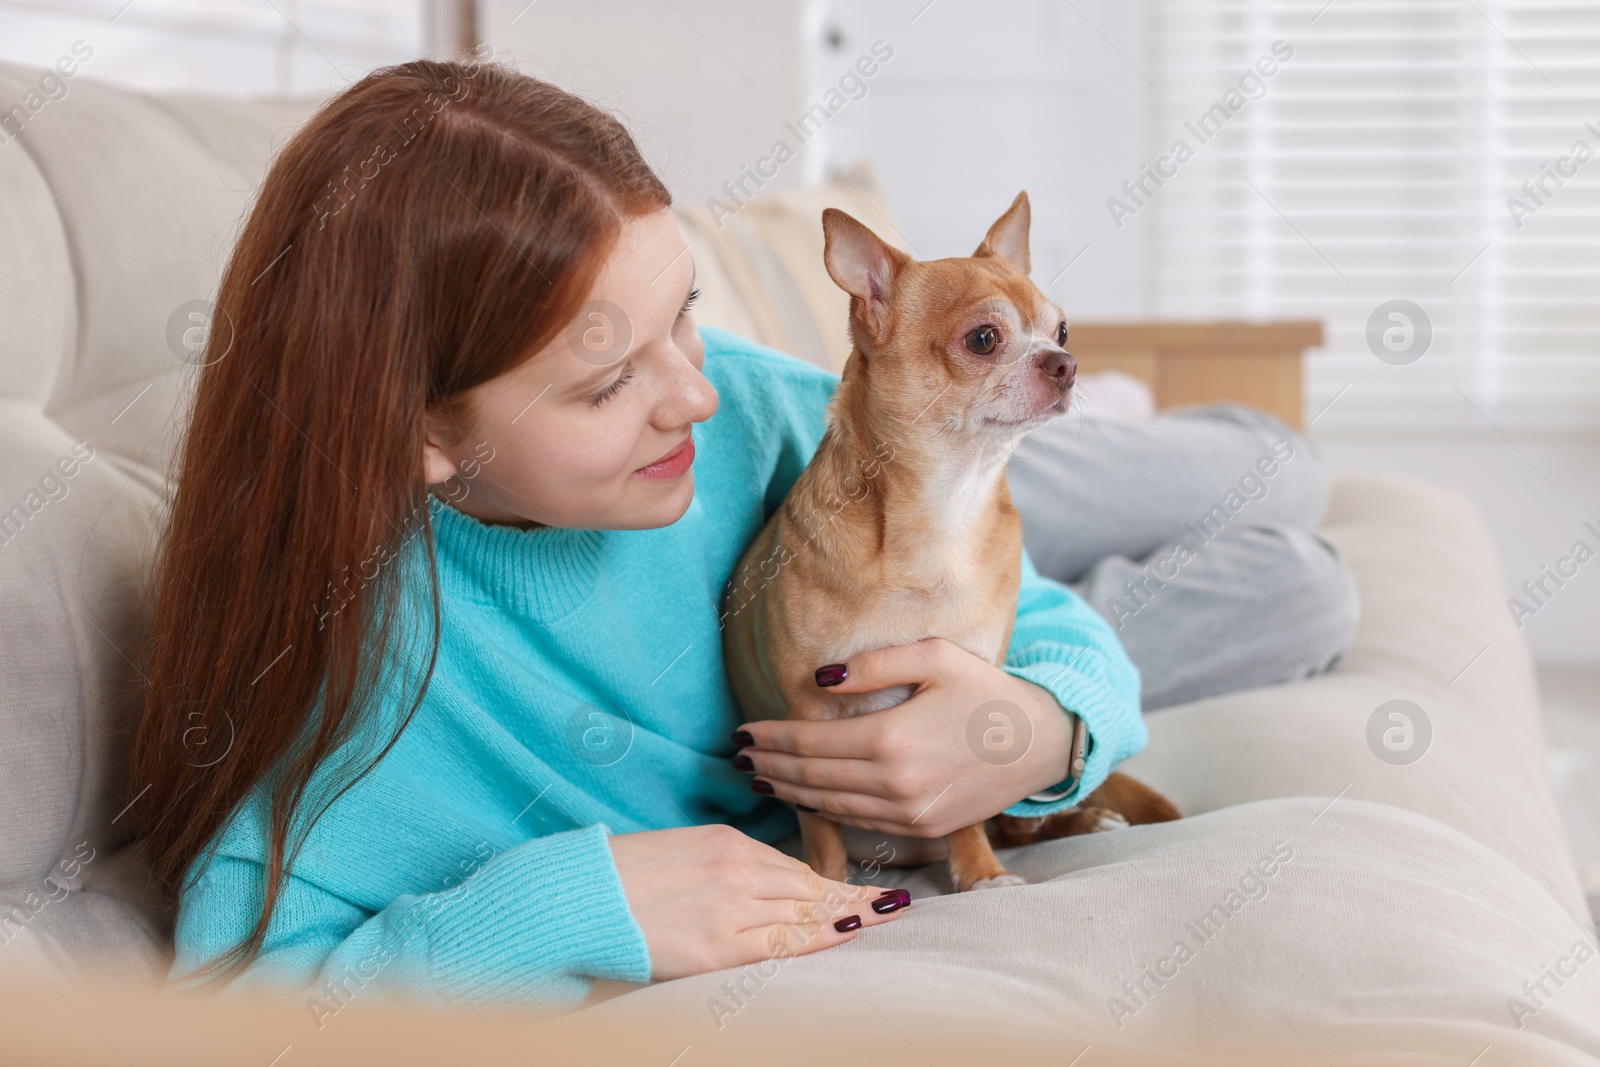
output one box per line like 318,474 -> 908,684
1005,403 -> 1359,711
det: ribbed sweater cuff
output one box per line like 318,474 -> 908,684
419,822 -> 652,1006
999,647 -> 1148,818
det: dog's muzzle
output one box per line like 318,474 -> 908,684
1037,348 -> 1077,392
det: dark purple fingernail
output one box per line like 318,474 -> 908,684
834,915 -> 862,932
872,889 -> 912,914
732,729 -> 754,747
815,663 -> 847,687
751,778 -> 774,795
796,804 -> 819,813
732,753 -> 754,772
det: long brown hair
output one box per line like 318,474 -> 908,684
129,58 -> 671,985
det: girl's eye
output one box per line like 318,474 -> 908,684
1056,321 -> 1069,347
678,286 -> 702,320
592,364 -> 634,407
965,325 -> 999,355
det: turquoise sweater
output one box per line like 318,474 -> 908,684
169,326 -> 1145,1015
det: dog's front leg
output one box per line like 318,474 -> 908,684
945,823 -> 1026,892
799,810 -> 851,883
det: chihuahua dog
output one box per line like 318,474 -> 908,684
721,192 -> 1178,892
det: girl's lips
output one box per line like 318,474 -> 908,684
633,435 -> 695,480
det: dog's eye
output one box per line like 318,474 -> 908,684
965,326 -> 998,355
1056,321 -> 1069,347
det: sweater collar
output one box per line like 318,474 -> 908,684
424,495 -> 605,622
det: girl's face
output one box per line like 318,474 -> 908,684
422,208 -> 719,530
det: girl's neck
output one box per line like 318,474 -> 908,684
431,486 -> 548,530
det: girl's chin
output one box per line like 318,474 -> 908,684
635,471 -> 697,528
654,472 -> 697,521
534,473 -> 697,531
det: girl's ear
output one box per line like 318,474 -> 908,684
422,440 -> 458,486
421,409 -> 464,485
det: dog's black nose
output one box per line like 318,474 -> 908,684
1039,349 -> 1077,388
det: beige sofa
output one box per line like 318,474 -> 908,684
2,62 -> 1597,1064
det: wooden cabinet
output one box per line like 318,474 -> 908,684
1069,322 -> 1322,430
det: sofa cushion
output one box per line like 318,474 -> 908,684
0,110 -> 74,405
1125,471 -> 1588,923
0,66 -> 321,443
0,62 -> 323,982
593,798 -> 1600,1061
0,407 -> 164,978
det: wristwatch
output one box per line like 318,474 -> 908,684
1026,712 -> 1090,803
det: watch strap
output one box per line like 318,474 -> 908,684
1025,712 -> 1090,803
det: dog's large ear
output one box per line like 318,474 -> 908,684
823,207 -> 908,349
973,190 -> 1030,276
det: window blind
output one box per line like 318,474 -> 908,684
1148,0 -> 1600,432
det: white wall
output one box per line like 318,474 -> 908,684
802,0 -> 1150,317
485,0 -> 1150,315
485,0 -> 809,209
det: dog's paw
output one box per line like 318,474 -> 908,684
1086,808 -> 1130,832
966,873 -> 1028,891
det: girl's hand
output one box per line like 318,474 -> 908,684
607,824 -> 911,982
733,638 -> 1075,839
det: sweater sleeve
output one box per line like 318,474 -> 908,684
998,546 -> 1148,817
170,822 -> 651,1016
